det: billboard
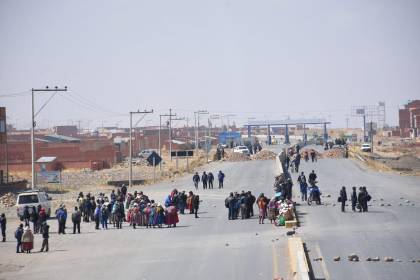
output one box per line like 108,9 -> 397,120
37,171 -> 61,183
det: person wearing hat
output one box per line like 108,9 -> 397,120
22,226 -> 34,253
15,224 -> 24,253
72,207 -> 82,234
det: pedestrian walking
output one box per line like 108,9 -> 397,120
15,224 -> 24,253
351,187 -> 357,212
0,213 -> 6,242
40,222 -> 49,252
23,206 -> 30,227
71,207 -> 81,234
339,186 -> 347,212
192,172 -> 200,190
298,172 -> 307,201
218,171 -> 225,189
201,172 -> 208,189
208,172 -> 214,189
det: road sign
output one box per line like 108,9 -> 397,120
146,151 -> 162,166
171,150 -> 194,157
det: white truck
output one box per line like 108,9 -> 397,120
16,190 -> 52,219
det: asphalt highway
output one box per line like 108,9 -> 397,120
0,158 -> 291,280
288,146 -> 420,280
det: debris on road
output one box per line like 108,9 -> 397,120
286,230 -> 295,236
250,150 -> 277,160
366,257 -> 372,261
334,256 -> 341,262
0,192 -> 16,207
313,257 -> 323,261
384,257 -> 394,262
372,257 -> 380,262
225,151 -> 250,162
348,254 -> 359,262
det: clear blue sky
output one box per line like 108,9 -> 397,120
1,0 -> 419,130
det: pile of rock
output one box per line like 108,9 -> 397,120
321,148 -> 344,159
0,192 -> 17,207
225,151 -> 250,162
251,150 -> 277,161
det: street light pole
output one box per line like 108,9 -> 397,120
194,110 -> 208,154
129,109 -> 153,188
31,86 -> 67,190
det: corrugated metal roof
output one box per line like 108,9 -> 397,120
244,118 -> 331,126
36,156 -> 57,163
44,134 -> 80,142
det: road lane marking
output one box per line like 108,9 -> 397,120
315,243 -> 331,280
272,243 -> 280,279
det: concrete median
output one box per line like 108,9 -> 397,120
288,237 -> 310,280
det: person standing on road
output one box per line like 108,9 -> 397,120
15,224 -> 24,253
56,206 -> 67,234
208,172 -> 214,189
21,226 -> 34,253
351,187 -> 357,212
294,153 -> 301,173
72,207 -> 82,234
285,156 -> 290,170
94,205 -> 101,230
225,193 -> 235,220
23,206 -> 30,227
362,186 -> 370,212
298,172 -> 308,201
339,186 -> 347,212
178,191 -> 187,214
192,193 -> 200,218
218,171 -> 225,189
201,172 -> 208,190
0,213 -> 6,242
310,150 -> 317,162
40,222 -> 49,252
257,193 -> 268,224
308,170 -> 317,185
193,172 -> 200,190
248,191 -> 256,217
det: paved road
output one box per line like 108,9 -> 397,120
0,158 -> 291,280
289,146 -> 420,280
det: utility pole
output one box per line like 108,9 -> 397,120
31,86 -> 67,190
194,110 -> 208,154
129,109 -> 153,188
159,112 -> 176,169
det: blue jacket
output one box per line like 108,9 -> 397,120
56,209 -> 67,222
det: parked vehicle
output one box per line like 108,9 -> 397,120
138,149 -> 156,158
16,190 -> 51,219
360,143 -> 372,152
233,145 -> 250,155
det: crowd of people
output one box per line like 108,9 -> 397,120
192,170 -> 225,190
338,186 -> 372,213
6,182 -> 205,254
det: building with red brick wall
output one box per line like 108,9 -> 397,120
399,100 -> 420,138
0,138 -> 117,172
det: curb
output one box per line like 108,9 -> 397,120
288,237 -> 310,280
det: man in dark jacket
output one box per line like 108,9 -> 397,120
294,153 -> 301,173
298,172 -> 308,201
357,187 -> 365,212
351,187 -> 357,212
192,172 -> 200,190
72,207 -> 82,234
15,224 -> 23,253
339,186 -> 347,212
218,171 -> 225,189
192,194 -> 200,218
208,172 -> 214,189
40,222 -> 49,252
201,172 -> 208,189
0,213 -> 6,242
225,193 -> 236,220
308,170 -> 317,185
248,192 -> 256,217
